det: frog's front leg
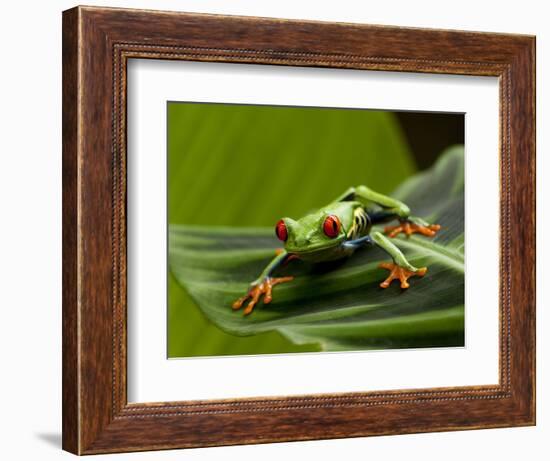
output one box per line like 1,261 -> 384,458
232,250 -> 294,316
371,232 -> 427,289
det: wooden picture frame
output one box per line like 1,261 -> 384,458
62,5 -> 535,454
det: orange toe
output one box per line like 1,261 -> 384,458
379,262 -> 427,289
384,221 -> 441,238
232,276 -> 294,316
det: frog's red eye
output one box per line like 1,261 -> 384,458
323,215 -> 341,238
275,219 -> 288,242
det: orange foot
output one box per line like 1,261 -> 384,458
232,276 -> 294,316
384,221 -> 441,238
379,262 -> 427,289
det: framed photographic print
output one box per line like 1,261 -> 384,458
62,6 -> 535,454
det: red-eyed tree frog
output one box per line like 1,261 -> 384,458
232,185 -> 441,315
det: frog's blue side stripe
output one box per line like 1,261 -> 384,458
342,235 -> 373,250
369,210 -> 400,224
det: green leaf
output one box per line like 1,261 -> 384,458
167,103 -> 416,357
169,145 -> 465,352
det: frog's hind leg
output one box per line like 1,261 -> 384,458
384,219 -> 441,238
336,186 -> 441,238
371,231 -> 427,289
336,186 -> 411,218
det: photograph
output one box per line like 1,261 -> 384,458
167,102 -> 465,358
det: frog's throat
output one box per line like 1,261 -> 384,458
290,244 -> 350,263
285,240 -> 344,256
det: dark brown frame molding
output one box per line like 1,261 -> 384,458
62,5 -> 536,454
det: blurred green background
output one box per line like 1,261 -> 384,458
167,102 -> 463,358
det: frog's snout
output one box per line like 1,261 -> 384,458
296,234 -> 313,246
